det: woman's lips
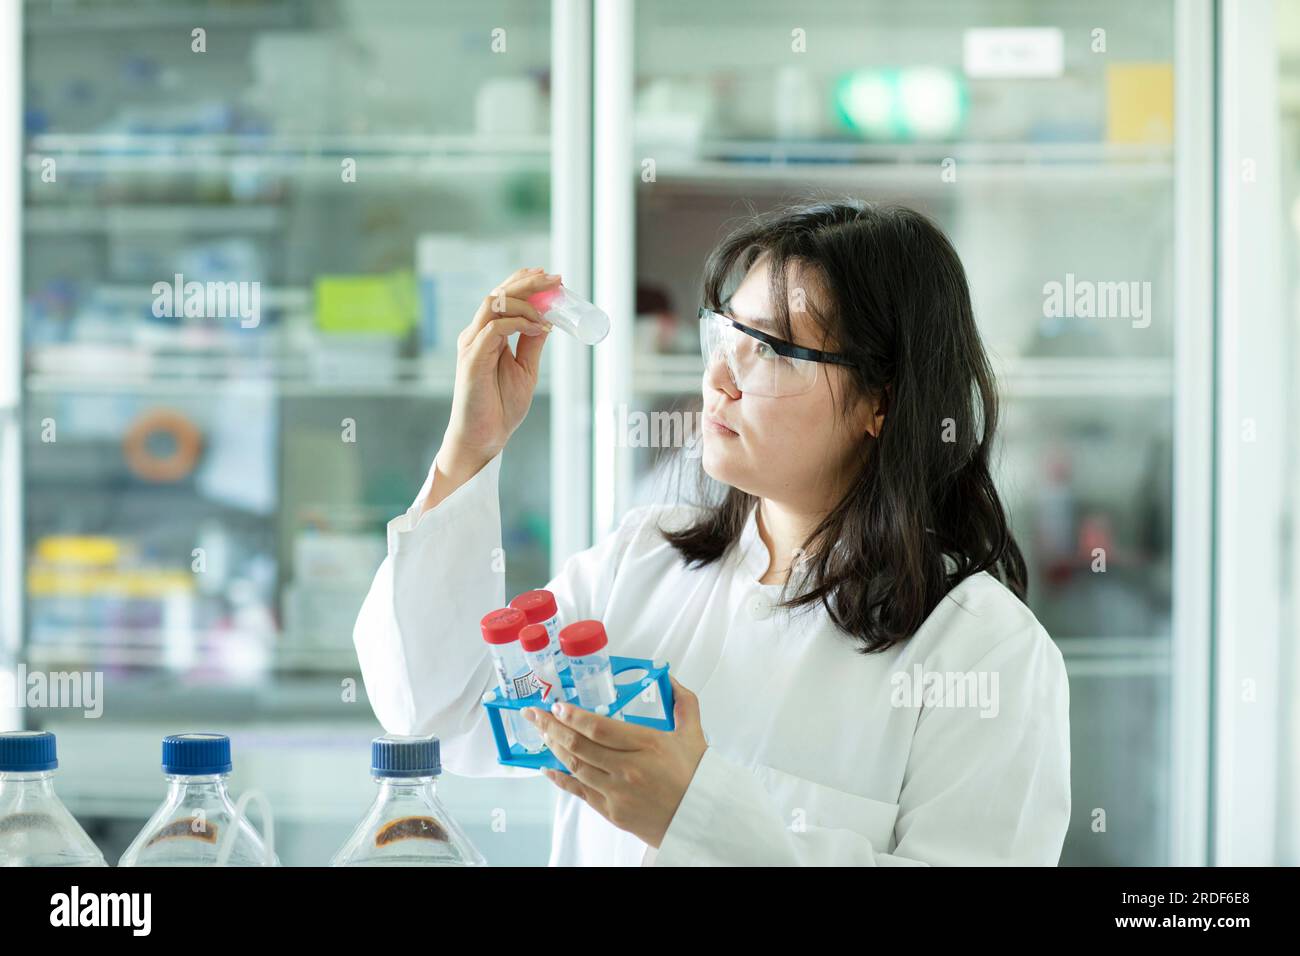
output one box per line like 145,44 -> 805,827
704,413 -> 739,437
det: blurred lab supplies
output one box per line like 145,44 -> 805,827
634,77 -> 713,158
1105,63 -> 1174,145
283,528 -> 386,651
195,385 -> 277,515
312,272 -> 416,384
26,534 -> 195,656
415,232 -> 549,363
246,32 -> 348,134
833,67 -> 967,141
773,66 -> 823,140
475,76 -> 544,136
121,407 -> 204,483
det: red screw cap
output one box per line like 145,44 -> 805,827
559,620 -> 608,658
480,607 -> 526,645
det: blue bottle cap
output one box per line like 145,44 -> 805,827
161,733 -> 232,775
0,731 -> 57,772
371,735 -> 441,777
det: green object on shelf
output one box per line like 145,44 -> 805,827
833,67 -> 966,142
504,171 -> 550,217
315,271 -> 417,335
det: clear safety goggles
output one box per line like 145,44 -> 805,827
698,307 -> 855,397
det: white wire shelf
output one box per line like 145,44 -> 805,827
641,140 -> 1175,188
23,629 -> 362,675
24,360 -> 499,398
24,133 -> 552,176
25,204 -> 285,234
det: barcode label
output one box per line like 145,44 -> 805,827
512,672 -> 536,698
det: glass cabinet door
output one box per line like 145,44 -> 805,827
597,0 -> 1206,864
19,0 -> 569,865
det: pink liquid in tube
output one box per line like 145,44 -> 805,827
526,285 -> 610,345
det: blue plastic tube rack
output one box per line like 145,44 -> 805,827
481,656 -> 675,772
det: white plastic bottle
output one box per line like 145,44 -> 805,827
480,608 -> 547,752
0,731 -> 106,866
560,620 -> 623,720
526,284 -> 610,345
118,733 -> 279,866
330,735 -> 486,867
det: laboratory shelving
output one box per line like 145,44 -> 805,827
588,0 -> 1205,866
3,0 -> 573,866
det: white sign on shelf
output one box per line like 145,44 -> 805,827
963,27 -> 1065,79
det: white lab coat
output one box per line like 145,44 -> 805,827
353,452 -> 1072,866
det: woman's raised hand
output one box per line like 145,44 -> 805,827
425,268 -> 560,512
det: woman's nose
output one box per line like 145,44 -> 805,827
703,352 -> 741,398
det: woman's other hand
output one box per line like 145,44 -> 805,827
524,676 -> 709,849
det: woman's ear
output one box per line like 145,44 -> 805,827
865,387 -> 889,438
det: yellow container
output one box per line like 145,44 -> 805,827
1105,62 -> 1174,145
34,536 -> 121,567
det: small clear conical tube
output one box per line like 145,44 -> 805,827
0,731 -> 107,867
527,284 -> 610,345
330,735 -> 487,867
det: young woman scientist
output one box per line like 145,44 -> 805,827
353,200 -> 1071,866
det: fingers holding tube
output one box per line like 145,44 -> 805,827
513,319 -> 551,377
464,315 -> 547,369
462,297 -> 550,352
464,272 -> 562,342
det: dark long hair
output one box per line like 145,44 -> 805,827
661,198 -> 1027,653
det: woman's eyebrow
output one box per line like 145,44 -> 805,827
723,300 -> 778,330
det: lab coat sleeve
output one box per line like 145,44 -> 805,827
653,623 -> 1071,866
353,450 -> 649,779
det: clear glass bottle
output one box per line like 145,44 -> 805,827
330,735 -> 486,867
118,733 -> 279,867
0,731 -> 106,867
